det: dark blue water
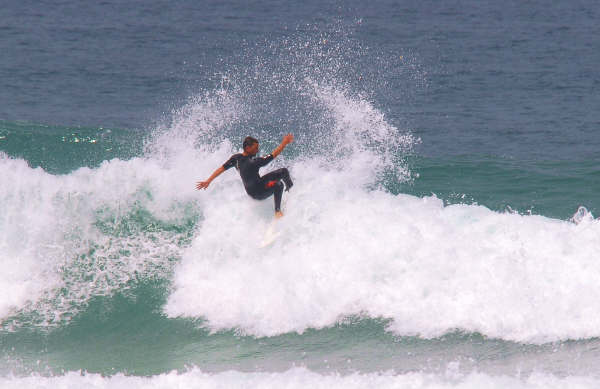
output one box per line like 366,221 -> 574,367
3,1 -> 599,159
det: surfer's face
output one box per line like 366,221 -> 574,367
246,142 -> 259,156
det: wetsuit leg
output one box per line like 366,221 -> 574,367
260,168 -> 293,191
272,181 -> 284,212
248,168 -> 291,212
249,181 -> 284,212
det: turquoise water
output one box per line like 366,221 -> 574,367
2,1 -> 600,388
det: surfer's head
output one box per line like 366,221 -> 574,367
243,136 -> 259,155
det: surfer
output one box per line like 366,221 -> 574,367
196,134 -> 294,218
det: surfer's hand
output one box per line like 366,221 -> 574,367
283,133 -> 294,145
196,181 -> 210,190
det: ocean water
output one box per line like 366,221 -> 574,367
1,1 -> 600,387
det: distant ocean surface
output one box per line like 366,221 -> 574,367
1,1 -> 600,388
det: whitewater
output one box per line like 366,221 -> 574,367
2,368 -> 600,389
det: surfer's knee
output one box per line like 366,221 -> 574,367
281,168 -> 293,191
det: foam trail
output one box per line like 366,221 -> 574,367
1,368 -> 599,389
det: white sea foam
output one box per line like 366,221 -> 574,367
1,368 -> 599,389
165,153 -> 600,342
0,155 -> 63,321
0,153 -> 201,326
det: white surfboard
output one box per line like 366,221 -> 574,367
259,219 -> 281,248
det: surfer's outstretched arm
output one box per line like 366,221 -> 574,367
196,166 -> 225,190
271,133 -> 294,158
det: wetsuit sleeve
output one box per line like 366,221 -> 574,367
254,154 -> 274,168
222,154 -> 239,170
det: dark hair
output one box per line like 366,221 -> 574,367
243,136 -> 258,150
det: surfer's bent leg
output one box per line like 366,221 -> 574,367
272,181 -> 284,212
261,168 -> 293,191
250,181 -> 284,212
250,168 -> 292,212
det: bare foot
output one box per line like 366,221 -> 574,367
275,211 -> 284,219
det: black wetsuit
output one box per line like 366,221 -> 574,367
223,153 -> 293,212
